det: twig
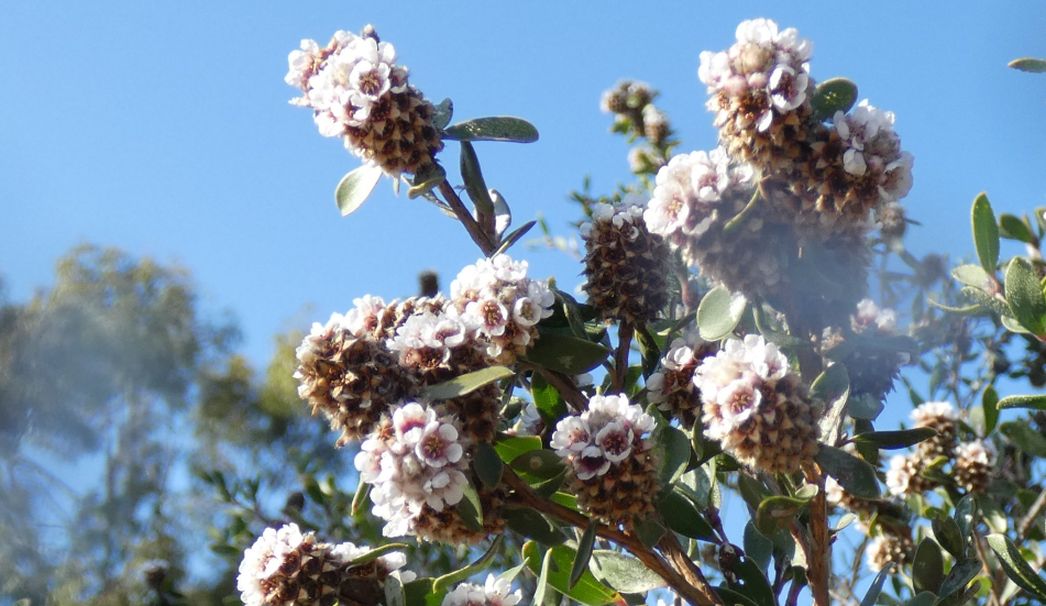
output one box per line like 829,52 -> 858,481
796,463 -> 830,606
1018,487 -> 1046,540
785,576 -> 806,606
658,532 -> 721,605
611,322 -> 634,394
502,470 -> 721,606
439,180 -> 497,255
519,362 -> 588,411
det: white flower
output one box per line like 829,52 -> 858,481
955,440 -> 995,466
552,394 -> 654,480
442,573 -> 522,606
595,420 -> 635,463
910,401 -> 958,426
885,454 -> 915,497
852,298 -> 898,333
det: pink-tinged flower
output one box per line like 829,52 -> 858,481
596,420 -> 635,463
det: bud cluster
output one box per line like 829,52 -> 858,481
237,523 -> 413,606
694,335 -> 821,473
551,394 -> 659,526
285,26 -> 443,176
581,202 -> 671,324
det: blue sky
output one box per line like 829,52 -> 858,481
3,2 -> 1042,370
2,1 -> 1044,599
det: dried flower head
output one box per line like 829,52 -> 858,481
694,335 -> 821,473
551,394 -> 659,526
582,202 -> 672,324
237,523 -> 412,606
286,27 -> 443,177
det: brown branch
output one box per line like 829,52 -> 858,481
519,362 -> 588,411
439,180 -> 496,255
502,470 -> 720,606
799,464 -> 830,606
658,532 -> 721,605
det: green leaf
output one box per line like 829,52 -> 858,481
473,442 -> 504,489
633,517 -> 666,548
722,549 -> 776,606
1004,257 -> 1046,335
971,192 -> 1000,274
986,534 -> 1046,600
853,428 -> 937,450
521,541 -> 625,606
954,494 -> 978,538
407,163 -> 446,199
658,489 -> 716,541
997,393 -> 1046,411
459,141 -> 495,216
755,495 -> 810,536
571,522 -> 598,589
982,386 -> 1000,434
524,331 -> 610,374
811,77 -> 859,120
655,424 -> 692,486
697,286 -> 746,341
860,567 -> 892,606
713,586 -> 759,606
510,449 -> 565,481
432,98 -> 454,130
938,559 -> 981,599
351,478 -> 371,516
932,516 -> 966,560
455,484 -> 484,532
846,393 -> 885,421
816,445 -> 880,499
951,264 -> 992,290
534,548 -> 552,605
912,538 -> 944,593
1000,421 -> 1046,457
346,542 -> 410,567
494,219 -> 536,256
999,213 -> 1036,243
812,363 -> 851,440
905,591 -> 937,606
589,550 -> 666,593
433,536 -> 503,592
494,435 -> 543,463
504,509 -> 566,546
743,521 -> 773,572
335,163 -> 384,216
403,579 -> 439,606
422,365 -> 513,400
1009,57 -> 1046,73
531,372 -> 566,424
443,116 -> 539,143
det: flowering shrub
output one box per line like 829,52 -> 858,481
219,20 -> 1045,606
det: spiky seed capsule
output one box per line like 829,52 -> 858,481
237,523 -> 413,606
550,394 -> 660,527
954,440 -> 995,494
581,202 -> 671,325
694,335 -> 821,474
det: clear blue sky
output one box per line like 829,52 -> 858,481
2,1 -> 1044,598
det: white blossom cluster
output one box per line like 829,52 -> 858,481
909,400 -> 959,429
885,401 -> 964,497
832,101 -> 914,205
450,254 -> 555,363
441,574 -> 523,606
647,331 -> 716,427
580,202 -> 646,240
354,402 -> 471,537
851,298 -> 898,333
694,334 -> 820,473
698,18 -> 813,133
237,523 -> 412,606
551,394 -> 655,481
884,454 -> 925,497
644,148 -> 754,241
387,308 -> 470,371
286,28 -> 409,137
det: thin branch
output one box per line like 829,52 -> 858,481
802,463 -> 831,606
1018,486 -> 1046,540
519,362 -> 588,411
438,180 -> 497,255
611,322 -> 634,394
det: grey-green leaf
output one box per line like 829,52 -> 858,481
860,567 -> 892,606
335,163 -> 384,216
697,286 -> 746,341
982,385 -> 1000,434
570,523 -> 598,588
590,550 -> 667,593
932,516 -> 966,560
997,392 -> 1046,411
459,141 -> 495,217
986,534 -> 1046,600
348,543 -> 411,567
523,332 -> 610,375
755,495 -> 810,536
938,559 -> 981,599
812,362 -> 850,440
422,366 -> 514,400
912,538 -> 944,594
971,193 -> 1000,274
473,442 -> 504,488
1009,57 -> 1046,73
1004,257 -> 1046,336
455,484 -> 484,532
658,489 -> 717,541
432,98 -> 454,130
999,213 -> 1036,243
811,77 -> 859,121
816,445 -> 880,499
951,264 -> 992,290
443,116 -> 539,143
1000,421 -> 1046,457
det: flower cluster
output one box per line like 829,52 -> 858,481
286,27 -> 443,176
581,202 -> 671,324
237,523 -> 412,606
441,574 -> 522,606
954,439 -> 996,494
698,18 -> 814,173
647,332 -> 717,427
694,335 -> 821,473
450,255 -> 555,364
354,402 -> 472,539
820,298 -> 907,402
866,527 -> 914,573
551,394 -> 659,526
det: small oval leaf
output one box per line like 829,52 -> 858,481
997,392 -> 1046,411
911,538 -> 944,594
1009,57 -> 1046,73
853,428 -> 937,450
335,163 -> 384,216
571,523 -> 598,589
1004,257 -> 1046,336
971,192 -> 1000,274
811,77 -> 859,121
658,490 -> 717,541
816,445 -> 880,499
473,442 -> 504,488
697,286 -> 746,341
590,550 -> 667,593
443,116 -> 539,143
524,331 -> 610,375
421,365 -> 514,400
